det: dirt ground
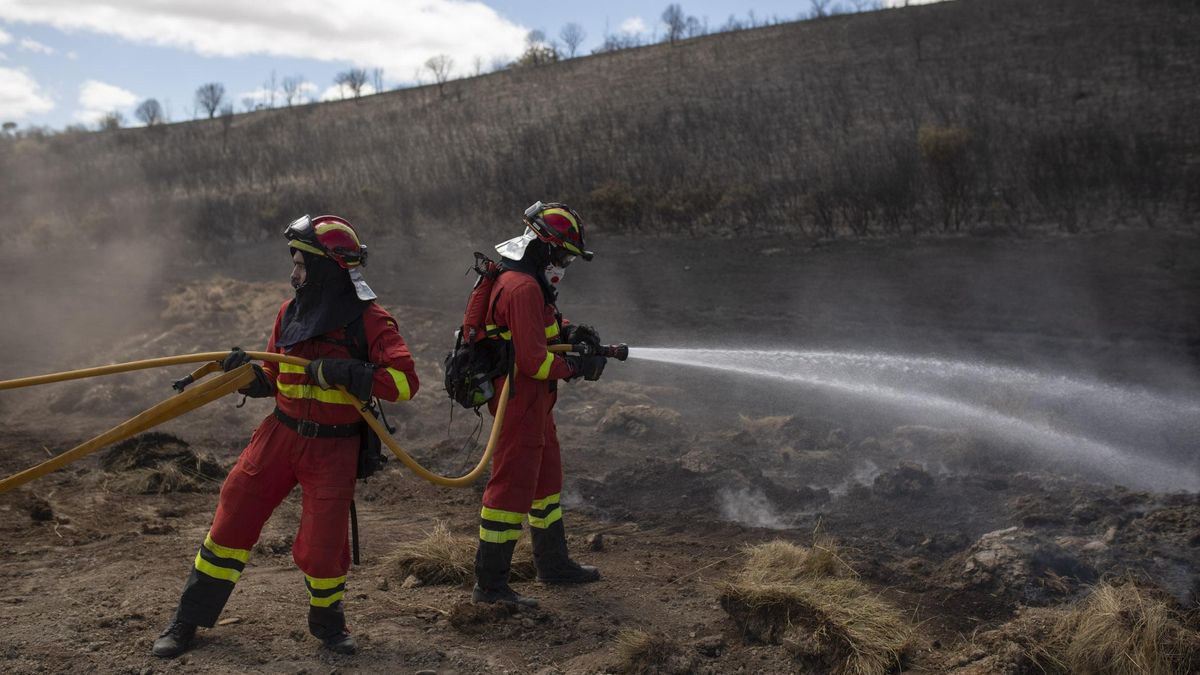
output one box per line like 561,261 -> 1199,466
1,230 -> 1199,674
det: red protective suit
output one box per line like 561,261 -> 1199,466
175,301 -> 418,627
479,270 -> 573,538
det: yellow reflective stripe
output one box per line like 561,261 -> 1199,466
194,551 -> 241,583
313,220 -> 358,242
481,507 -> 524,524
542,207 -> 578,229
561,241 -> 583,256
533,351 -> 554,380
545,323 -> 560,338
305,574 -> 346,590
288,240 -> 326,257
280,363 -> 306,374
276,381 -> 355,405
528,508 -> 562,529
386,367 -> 411,401
204,534 -> 250,563
479,526 -> 523,543
530,493 -> 561,511
486,325 -> 513,340
309,590 -> 345,607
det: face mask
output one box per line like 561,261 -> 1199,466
544,264 -> 566,286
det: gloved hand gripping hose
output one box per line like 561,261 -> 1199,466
0,346 -> 595,493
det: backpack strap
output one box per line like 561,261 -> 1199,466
314,313 -> 369,361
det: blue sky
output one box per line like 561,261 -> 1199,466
0,1 -> 934,130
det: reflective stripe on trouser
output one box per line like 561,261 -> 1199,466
305,574 -> 347,608
479,505 -> 524,544
476,505 -> 524,591
175,534 -> 251,627
528,493 -> 562,529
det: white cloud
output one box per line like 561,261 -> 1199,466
75,79 -> 137,124
0,66 -> 54,119
0,1 -> 528,79
0,26 -> 11,45
18,37 -> 53,54
66,50 -> 77,60
619,16 -> 647,35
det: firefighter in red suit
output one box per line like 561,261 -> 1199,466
473,202 -> 608,607
152,215 -> 419,658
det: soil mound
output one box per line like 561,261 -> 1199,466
99,431 -> 225,493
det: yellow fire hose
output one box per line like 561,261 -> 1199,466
0,345 -> 575,494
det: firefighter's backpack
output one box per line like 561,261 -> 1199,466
444,252 -> 511,409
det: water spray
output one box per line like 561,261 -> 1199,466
628,347 -> 1200,493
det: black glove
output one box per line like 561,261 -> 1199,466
223,347 -> 273,398
305,358 -> 376,401
564,354 -> 607,382
239,365 -> 274,398
222,347 -> 252,372
562,323 -> 601,348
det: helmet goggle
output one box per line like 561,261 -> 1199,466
549,247 -> 576,268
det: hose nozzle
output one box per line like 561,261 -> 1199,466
601,343 -> 629,361
568,342 -> 629,361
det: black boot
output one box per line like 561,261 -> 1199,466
151,619 -> 196,658
309,601 -> 357,655
474,538 -> 538,608
532,520 -> 600,584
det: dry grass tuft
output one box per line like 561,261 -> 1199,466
1054,582 -> 1200,675
613,629 -> 697,675
737,537 -> 855,584
721,540 -> 911,675
384,521 -> 535,585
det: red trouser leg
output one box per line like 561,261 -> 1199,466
532,393 -> 563,503
483,374 -> 550,515
292,435 -> 358,582
209,417 -> 299,549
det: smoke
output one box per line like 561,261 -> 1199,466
717,487 -> 791,530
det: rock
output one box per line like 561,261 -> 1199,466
872,463 -> 934,498
140,522 -> 176,535
944,527 -> 1096,605
586,533 -> 604,552
24,496 -> 54,522
693,634 -> 725,657
217,617 -> 241,626
401,575 -> 422,589
596,403 -> 682,439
